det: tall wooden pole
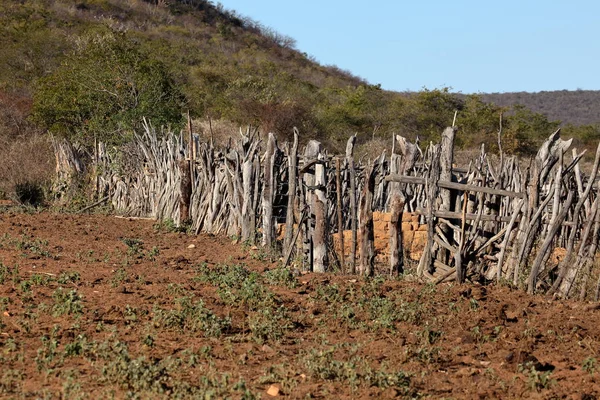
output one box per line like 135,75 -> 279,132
335,157 -> 345,272
346,134 -> 357,274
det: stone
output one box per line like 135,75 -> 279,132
266,384 -> 280,397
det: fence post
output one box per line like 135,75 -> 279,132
346,134 -> 357,274
283,129 -> 299,257
313,150 -> 328,272
359,162 -> 377,276
261,132 -> 279,248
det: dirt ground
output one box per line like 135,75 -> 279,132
1,208 -> 600,399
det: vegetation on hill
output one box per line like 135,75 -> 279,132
0,0 -> 599,199
480,90 -> 600,127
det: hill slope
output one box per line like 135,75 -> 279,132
480,90 -> 600,126
0,0 -> 598,202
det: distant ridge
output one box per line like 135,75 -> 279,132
477,90 -> 600,126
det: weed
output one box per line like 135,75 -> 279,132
57,271 -> 81,285
153,218 -> 185,233
30,273 -> 52,286
36,335 -> 59,372
167,283 -> 186,296
194,263 -> 251,289
263,267 -> 299,288
247,305 -> 293,344
304,347 -> 360,389
0,297 -> 9,312
362,363 -> 411,390
518,362 -> 556,392
147,246 -> 160,261
0,369 -> 23,394
63,334 -> 90,358
52,288 -> 83,317
110,267 -> 128,288
152,297 -> 231,337
0,264 -> 8,284
1,234 -> 55,259
315,283 -> 345,305
583,357 -> 597,374
19,280 -> 32,293
469,298 -> 479,310
121,237 -> 144,257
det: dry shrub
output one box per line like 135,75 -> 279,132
355,137 -> 391,163
0,133 -> 54,204
194,118 -> 247,148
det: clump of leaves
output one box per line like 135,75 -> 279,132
518,362 -> 556,392
52,288 -> 83,317
247,305 -> 293,344
152,296 -> 231,337
263,267 -> 299,288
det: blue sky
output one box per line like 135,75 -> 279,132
217,1 -> 600,94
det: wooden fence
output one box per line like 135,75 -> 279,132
53,120 -> 600,299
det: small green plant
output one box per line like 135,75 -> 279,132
111,268 -> 128,288
147,246 -> 160,261
0,264 -> 8,284
58,271 -> 81,285
121,238 -> 144,257
469,298 -> 479,310
263,267 -> 299,288
52,288 -> 83,317
518,362 -> 556,392
247,305 -> 293,344
35,334 -> 59,372
12,234 -> 54,259
152,297 -> 231,337
583,357 -> 597,375
153,218 -> 185,233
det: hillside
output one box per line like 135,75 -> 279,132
480,90 -> 600,126
0,0 -> 599,201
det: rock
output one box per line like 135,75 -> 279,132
187,244 -> 196,249
266,384 -> 280,397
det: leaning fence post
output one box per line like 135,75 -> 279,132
335,157 -> 346,272
346,134 -> 357,274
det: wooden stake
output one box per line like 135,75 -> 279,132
335,157 -> 345,272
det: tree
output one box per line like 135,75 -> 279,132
32,30 -> 185,146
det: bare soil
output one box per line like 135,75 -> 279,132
1,208 -> 600,399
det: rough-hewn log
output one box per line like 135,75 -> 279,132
359,162 -> 377,276
283,129 -> 299,254
389,193 -> 405,275
335,157 -> 345,272
385,175 -> 524,198
417,145 -> 441,277
346,134 -> 357,274
313,152 -> 328,272
178,156 -> 192,225
261,132 -> 279,248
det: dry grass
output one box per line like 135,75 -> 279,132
0,133 -> 54,203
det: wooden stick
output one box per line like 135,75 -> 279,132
335,157 -> 345,272
347,134 -> 357,274
385,174 -> 524,198
283,208 -> 308,268
77,196 -> 109,214
283,129 -> 299,254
